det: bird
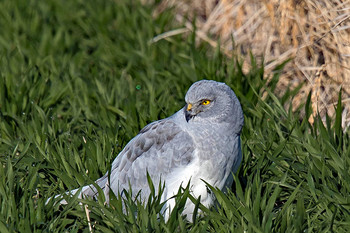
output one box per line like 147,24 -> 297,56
52,80 -> 244,221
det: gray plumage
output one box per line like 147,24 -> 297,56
55,80 -> 244,220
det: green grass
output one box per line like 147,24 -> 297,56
0,0 -> 350,232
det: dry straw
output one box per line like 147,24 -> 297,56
153,0 -> 350,126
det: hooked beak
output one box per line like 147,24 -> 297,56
185,103 -> 194,122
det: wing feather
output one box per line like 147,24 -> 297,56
82,119 -> 195,200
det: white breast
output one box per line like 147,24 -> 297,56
161,152 -> 218,221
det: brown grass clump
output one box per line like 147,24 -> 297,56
154,0 -> 350,126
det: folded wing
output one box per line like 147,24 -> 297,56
80,119 -> 195,201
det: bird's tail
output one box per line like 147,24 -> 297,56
46,174 -> 110,205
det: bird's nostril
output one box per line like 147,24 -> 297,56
187,103 -> 192,111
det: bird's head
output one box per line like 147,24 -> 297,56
184,80 -> 244,134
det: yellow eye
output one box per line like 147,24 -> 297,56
201,100 -> 211,105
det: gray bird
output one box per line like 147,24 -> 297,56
54,80 -> 244,220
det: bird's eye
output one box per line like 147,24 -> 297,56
201,100 -> 211,105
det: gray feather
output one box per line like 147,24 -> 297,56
80,119 -> 195,200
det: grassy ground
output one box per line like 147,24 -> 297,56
0,0 -> 350,232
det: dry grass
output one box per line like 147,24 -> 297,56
154,0 -> 350,126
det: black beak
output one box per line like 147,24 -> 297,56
185,103 -> 195,122
185,110 -> 193,122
